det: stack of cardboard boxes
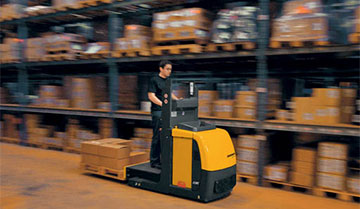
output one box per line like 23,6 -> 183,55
2,114 -> 20,139
347,175 -> 360,194
198,90 -> 218,117
236,135 -> 266,176
271,0 -> 329,43
290,88 -> 357,125
114,25 -> 152,56
25,38 -> 45,62
152,8 -> 212,44
118,75 -> 138,110
290,147 -> 317,187
317,142 -> 348,191
1,38 -> 22,62
234,91 -> 256,120
44,33 -> 86,60
213,100 -> 234,118
71,77 -> 108,109
34,85 -> 69,107
130,128 -> 152,154
99,118 -> 113,139
264,162 -> 290,182
66,119 -> 100,150
0,3 -> 25,20
25,114 -> 42,144
81,138 -> 148,170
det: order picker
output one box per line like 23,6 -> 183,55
125,79 -> 237,202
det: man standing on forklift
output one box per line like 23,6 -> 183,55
148,60 -> 179,169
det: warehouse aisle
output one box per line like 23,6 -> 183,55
0,142 -> 358,209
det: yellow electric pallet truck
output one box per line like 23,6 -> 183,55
125,79 -> 237,202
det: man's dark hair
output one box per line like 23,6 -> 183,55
159,60 -> 172,69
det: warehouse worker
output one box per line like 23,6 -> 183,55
148,60 -> 179,169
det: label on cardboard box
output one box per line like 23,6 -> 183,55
317,172 -> 345,191
237,161 -> 257,176
318,142 -> 347,160
317,158 -> 346,175
236,148 -> 258,162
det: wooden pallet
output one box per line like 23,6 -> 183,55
263,180 -> 313,195
42,143 -> 64,151
269,39 -> 329,48
112,49 -> 151,58
82,51 -> 109,59
313,187 -> 360,203
45,54 -> 78,61
64,147 -> 81,154
54,4 -> 82,11
78,0 -> 111,7
237,174 -> 258,185
206,42 -> 256,52
25,141 -> 44,148
80,163 -> 126,181
0,137 -> 21,144
151,44 -> 203,56
2,58 -> 20,63
349,33 -> 360,44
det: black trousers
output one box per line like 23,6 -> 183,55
150,111 -> 162,165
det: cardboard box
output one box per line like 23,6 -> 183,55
198,90 -> 218,103
293,148 -> 316,163
236,148 -> 258,163
100,157 -> 130,170
292,160 -> 315,175
341,89 -> 357,106
81,154 -> 100,165
264,164 -> 288,182
276,109 -> 288,121
234,107 -> 256,120
318,142 -> 348,160
98,144 -> 130,159
312,88 -> 340,107
314,106 -> 341,124
317,172 -> 345,191
283,0 -> 323,15
213,100 -> 234,118
237,135 -> 264,150
347,176 -> 360,194
290,172 -> 314,187
130,152 -> 149,165
237,161 -> 257,176
81,140 -> 102,155
341,106 -> 355,124
235,91 -> 256,108
198,101 -> 212,117
292,97 -> 315,123
317,158 -> 346,175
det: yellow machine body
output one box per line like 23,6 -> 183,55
172,127 -> 236,189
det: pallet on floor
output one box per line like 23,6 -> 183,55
237,174 -> 258,185
313,187 -> 360,203
349,33 -> 360,44
206,42 -> 256,52
64,147 -> 81,154
80,163 -> 126,181
0,137 -> 21,144
269,39 -> 329,48
151,44 -> 203,56
263,180 -> 313,195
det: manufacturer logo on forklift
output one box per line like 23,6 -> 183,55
227,153 -> 235,158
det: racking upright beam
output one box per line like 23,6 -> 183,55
108,11 -> 121,138
256,0 -> 270,186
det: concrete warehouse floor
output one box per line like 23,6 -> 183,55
0,142 -> 358,209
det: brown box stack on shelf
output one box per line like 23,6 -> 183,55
152,8 -> 212,43
1,4 -> 25,20
114,25 -> 151,56
234,91 -> 256,120
43,33 -> 86,59
290,147 -> 317,187
118,75 -> 138,110
236,135 -> 267,176
2,38 -> 22,62
25,38 -> 45,62
71,77 -> 107,109
65,119 -> 79,148
99,118 -> 113,139
0,87 -> 10,104
339,88 -> 357,124
276,109 -> 289,121
130,128 -> 152,155
264,162 -> 290,182
213,100 -> 234,118
198,90 -> 218,117
291,97 -> 315,124
3,114 -> 21,139
35,85 -> 67,107
81,138 -> 148,169
25,114 -> 42,144
52,0 -> 79,10
271,0 -> 328,42
347,175 -> 360,194
317,142 -> 348,191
